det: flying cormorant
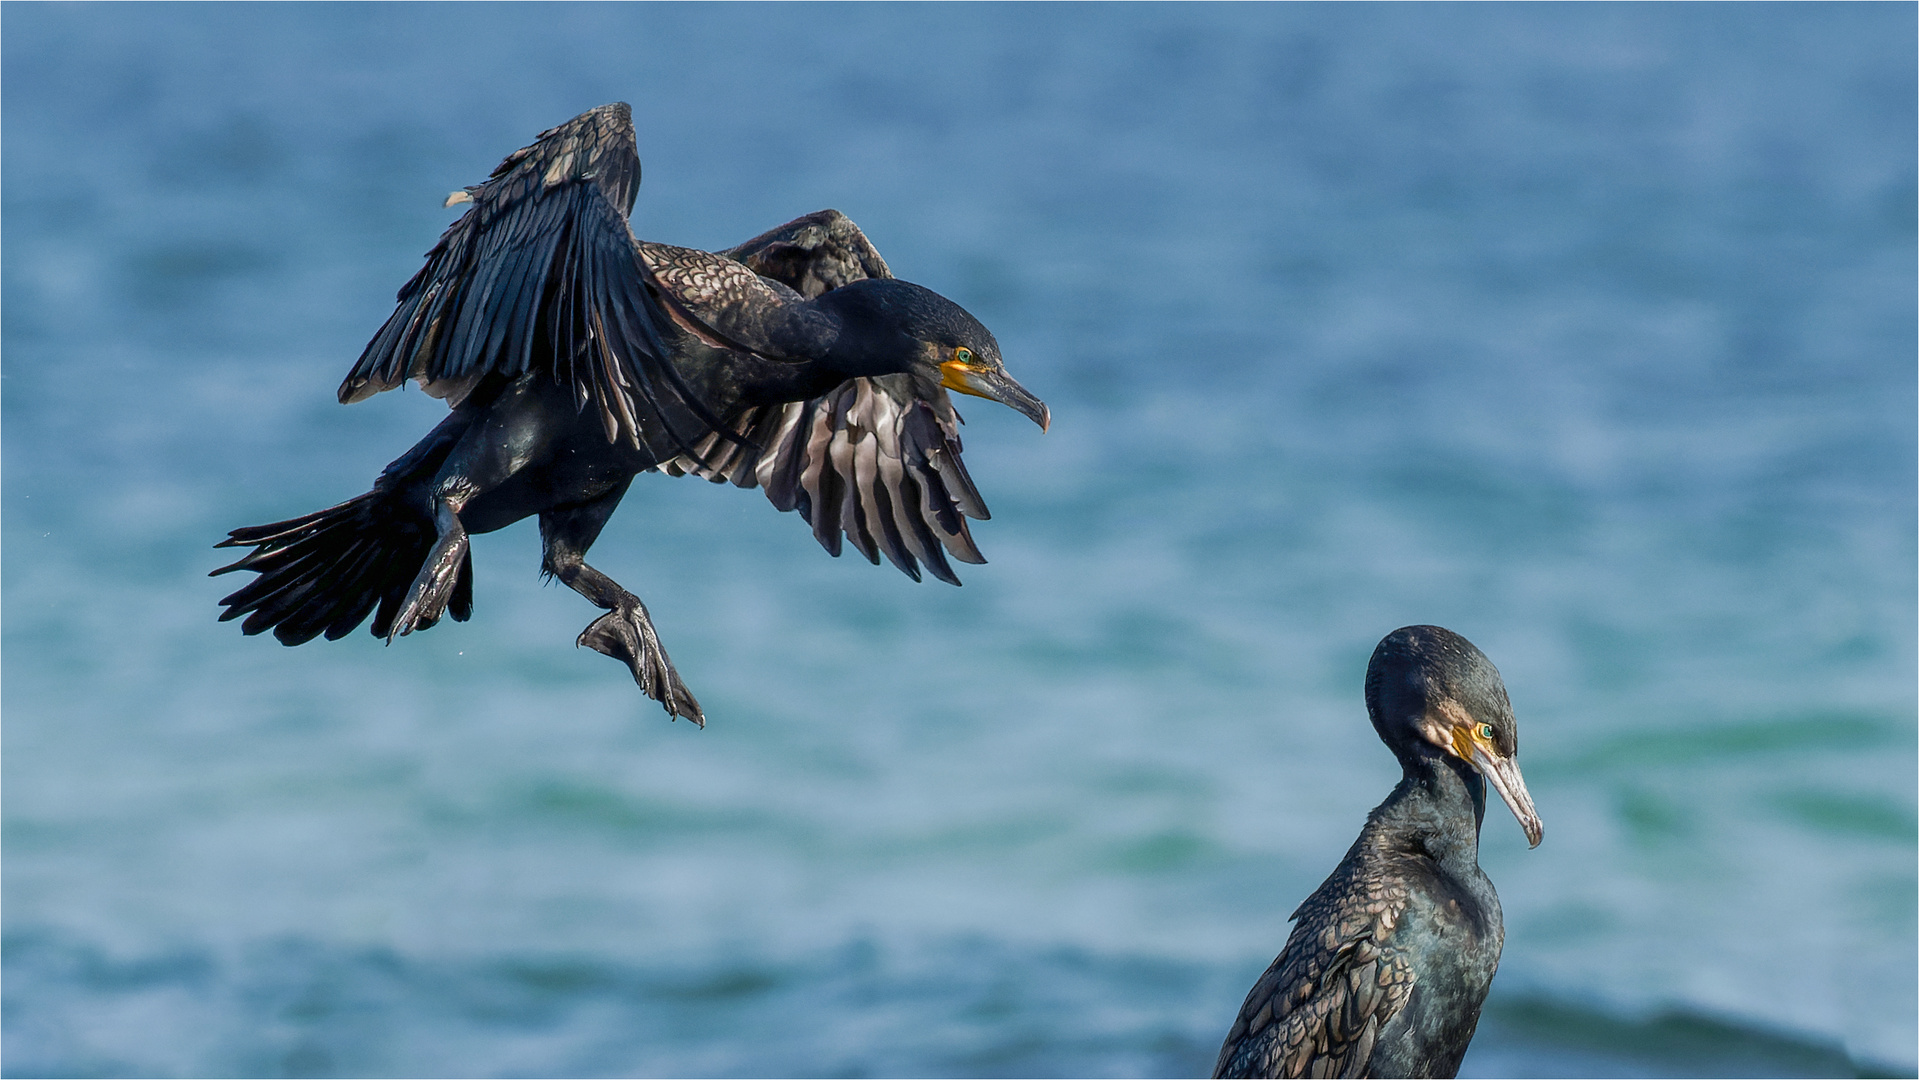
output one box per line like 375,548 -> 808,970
213,104 -> 1048,727
1214,626 -> 1542,1080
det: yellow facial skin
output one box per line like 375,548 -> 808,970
1446,716 -> 1497,763
935,345 -> 1052,431
939,347 -> 987,395
1425,699 -> 1544,848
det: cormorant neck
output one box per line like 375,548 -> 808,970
1373,748 -> 1487,873
734,351 -> 853,405
814,283 -> 924,379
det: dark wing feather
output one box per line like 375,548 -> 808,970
657,211 -> 991,584
724,208 -> 894,293
337,103 -> 722,457
662,378 -> 987,585
1214,868 -> 1417,1079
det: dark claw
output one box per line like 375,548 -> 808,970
578,606 -> 705,726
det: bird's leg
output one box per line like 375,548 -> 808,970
567,564 -> 704,727
389,380 -> 536,640
388,490 -> 471,639
540,481 -> 705,726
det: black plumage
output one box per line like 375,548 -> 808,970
1215,626 -> 1543,1080
213,104 -> 1048,726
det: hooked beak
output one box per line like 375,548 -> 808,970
1471,746 -> 1543,848
941,361 -> 1051,432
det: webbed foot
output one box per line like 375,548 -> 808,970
579,602 -> 705,726
389,528 -> 469,639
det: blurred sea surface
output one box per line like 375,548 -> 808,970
4,4 -> 1914,1077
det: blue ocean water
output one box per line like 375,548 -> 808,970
4,4 -> 1913,1077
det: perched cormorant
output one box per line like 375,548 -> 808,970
1214,626 -> 1542,1080
212,104 -> 1048,726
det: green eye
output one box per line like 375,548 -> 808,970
953,347 -> 973,364
1478,723 -> 1496,740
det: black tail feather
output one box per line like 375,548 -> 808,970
213,491 -> 469,646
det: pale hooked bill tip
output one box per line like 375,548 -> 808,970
444,190 -> 474,208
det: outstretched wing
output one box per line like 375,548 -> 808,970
338,103 -> 723,457
1214,871 -> 1417,1079
725,207 -> 894,293
658,211 -> 993,585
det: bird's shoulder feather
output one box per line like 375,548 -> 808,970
1215,850 -> 1418,1079
636,242 -> 829,360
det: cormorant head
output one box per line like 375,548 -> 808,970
819,278 -> 1050,431
1365,625 -> 1543,847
